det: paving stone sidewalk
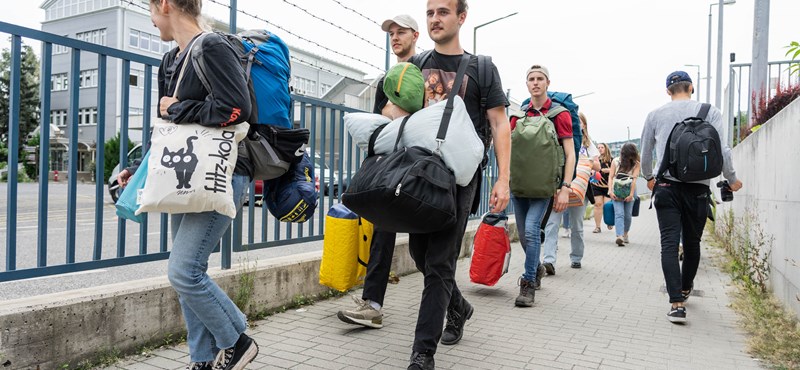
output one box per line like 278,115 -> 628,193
106,206 -> 763,369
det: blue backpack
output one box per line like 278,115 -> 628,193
520,91 -> 582,179
192,30 -> 292,128
264,152 -> 318,223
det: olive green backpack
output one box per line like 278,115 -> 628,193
510,106 -> 567,198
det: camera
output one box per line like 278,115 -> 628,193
716,180 -> 733,202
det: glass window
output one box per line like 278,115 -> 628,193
140,33 -> 149,51
150,35 -> 160,52
129,30 -> 139,48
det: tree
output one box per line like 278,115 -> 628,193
0,41 -> 40,151
104,133 -> 135,182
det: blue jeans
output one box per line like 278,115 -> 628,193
168,174 -> 249,362
612,195 -> 635,237
512,196 -> 551,281
542,201 -> 587,265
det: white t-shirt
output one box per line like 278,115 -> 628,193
580,142 -> 599,159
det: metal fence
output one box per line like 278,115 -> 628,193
727,59 -> 800,147
0,21 -> 503,282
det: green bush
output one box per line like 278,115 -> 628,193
103,133 -> 135,182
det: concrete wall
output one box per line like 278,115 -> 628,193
715,98 -> 800,319
0,221 -> 517,368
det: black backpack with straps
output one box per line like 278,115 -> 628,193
656,103 -> 723,182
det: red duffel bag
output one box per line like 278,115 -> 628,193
469,213 -> 511,286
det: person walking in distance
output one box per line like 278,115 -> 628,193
607,143 -> 640,246
117,0 -> 257,368
337,14 -> 419,330
640,71 -> 742,323
398,1 -> 511,368
592,143 -> 612,233
510,64 -> 576,307
540,112 -> 600,273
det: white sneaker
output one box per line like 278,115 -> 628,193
561,228 -> 571,238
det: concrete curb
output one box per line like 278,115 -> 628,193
0,219 -> 518,368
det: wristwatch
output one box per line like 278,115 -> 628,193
561,181 -> 571,189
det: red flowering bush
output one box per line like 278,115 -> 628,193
746,83 -> 800,141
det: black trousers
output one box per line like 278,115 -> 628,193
653,180 -> 710,303
361,228 -> 397,306
408,172 -> 479,355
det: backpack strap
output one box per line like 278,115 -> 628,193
368,123 -> 388,157
544,104 -> 568,120
433,54 -> 471,147
697,103 -> 711,121
477,55 -> 493,144
409,49 -> 433,70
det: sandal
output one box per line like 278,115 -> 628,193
593,227 -> 601,233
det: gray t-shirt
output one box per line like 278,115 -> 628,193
640,99 -> 737,186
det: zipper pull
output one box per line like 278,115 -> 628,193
395,183 -> 402,196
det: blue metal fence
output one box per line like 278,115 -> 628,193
727,59 -> 800,147
0,21 -> 503,282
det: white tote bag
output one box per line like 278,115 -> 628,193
136,35 -> 249,219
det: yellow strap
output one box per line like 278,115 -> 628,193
395,63 -> 411,94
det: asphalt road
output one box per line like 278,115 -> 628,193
0,182 -> 343,301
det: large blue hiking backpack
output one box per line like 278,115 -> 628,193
521,91 -> 582,179
192,30 -> 292,128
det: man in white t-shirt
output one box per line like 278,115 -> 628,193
541,112 -> 600,273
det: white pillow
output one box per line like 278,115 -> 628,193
343,112 -> 391,152
374,97 -> 484,186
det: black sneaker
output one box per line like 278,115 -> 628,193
543,262 -> 556,276
682,286 -> 693,302
407,352 -> 435,370
515,278 -> 535,307
441,300 -> 474,345
213,333 -> 259,370
533,264 -> 545,290
666,306 -> 687,324
571,262 -> 581,269
187,362 -> 213,370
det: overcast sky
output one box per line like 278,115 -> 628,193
1,0 -> 797,143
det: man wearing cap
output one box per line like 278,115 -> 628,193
640,71 -> 742,323
336,14 -> 420,332
509,64 -> 575,307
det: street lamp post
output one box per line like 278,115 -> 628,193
707,0 -> 735,106
684,64 -> 701,101
473,12 -> 518,55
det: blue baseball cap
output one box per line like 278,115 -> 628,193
666,71 -> 692,88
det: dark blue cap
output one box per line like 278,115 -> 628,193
666,71 -> 692,88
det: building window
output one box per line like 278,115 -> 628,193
47,0 -> 120,21
129,107 -> 144,116
293,77 -> 318,96
76,28 -> 106,46
79,107 -> 98,125
51,110 -> 68,127
52,73 -> 69,91
320,83 -> 332,96
79,69 -> 98,88
130,29 -> 174,54
53,35 -> 70,55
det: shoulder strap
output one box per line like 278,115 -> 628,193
544,104 -> 568,120
411,50 -> 433,70
368,122 -> 388,157
698,103 -> 711,121
189,34 -> 213,95
655,125 -> 678,181
477,55 -> 493,143
394,116 -> 412,152
433,54 -> 471,145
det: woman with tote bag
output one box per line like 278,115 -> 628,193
115,1 -> 257,368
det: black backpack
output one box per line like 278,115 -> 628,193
656,103 -> 723,182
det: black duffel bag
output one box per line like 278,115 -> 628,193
342,54 -> 470,234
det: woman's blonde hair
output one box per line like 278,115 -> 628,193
578,112 -> 592,149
